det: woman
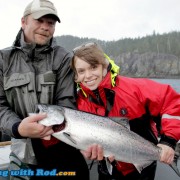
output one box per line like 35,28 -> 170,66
71,42 -> 180,180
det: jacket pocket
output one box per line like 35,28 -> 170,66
37,71 -> 56,104
4,72 -> 38,117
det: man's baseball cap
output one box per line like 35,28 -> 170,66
23,0 -> 60,23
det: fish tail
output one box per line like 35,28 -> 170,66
169,154 -> 180,177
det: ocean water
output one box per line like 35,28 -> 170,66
151,78 -> 180,93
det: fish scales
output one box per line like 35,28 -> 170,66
38,105 -> 160,164
37,104 -> 180,176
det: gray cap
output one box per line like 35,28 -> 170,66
23,0 -> 60,23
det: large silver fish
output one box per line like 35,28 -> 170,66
37,104 -> 180,176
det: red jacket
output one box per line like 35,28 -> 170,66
76,72 -> 180,175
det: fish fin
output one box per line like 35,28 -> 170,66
169,154 -> 180,177
110,117 -> 130,129
105,157 -> 113,175
63,132 -> 77,145
133,161 -> 153,173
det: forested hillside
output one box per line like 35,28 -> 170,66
55,31 -> 180,78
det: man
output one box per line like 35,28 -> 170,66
0,0 -> 89,179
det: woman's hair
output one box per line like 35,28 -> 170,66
71,42 -> 109,73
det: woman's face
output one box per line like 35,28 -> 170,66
75,57 -> 104,90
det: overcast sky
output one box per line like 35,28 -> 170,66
0,0 -> 180,49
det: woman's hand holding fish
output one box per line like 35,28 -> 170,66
81,144 -> 104,160
158,143 -> 175,164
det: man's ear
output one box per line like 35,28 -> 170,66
21,17 -> 26,30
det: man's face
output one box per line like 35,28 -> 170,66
21,15 -> 56,45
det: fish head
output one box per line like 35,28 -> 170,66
37,104 -> 66,132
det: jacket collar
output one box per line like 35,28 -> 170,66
12,28 -> 56,53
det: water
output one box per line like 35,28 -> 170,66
151,78 -> 180,93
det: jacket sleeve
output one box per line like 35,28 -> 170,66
54,47 -> 76,110
0,52 -> 22,138
157,84 -> 180,149
136,78 -> 180,149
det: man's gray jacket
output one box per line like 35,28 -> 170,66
0,29 -> 76,164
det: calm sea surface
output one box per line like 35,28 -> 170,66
151,78 -> 180,93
